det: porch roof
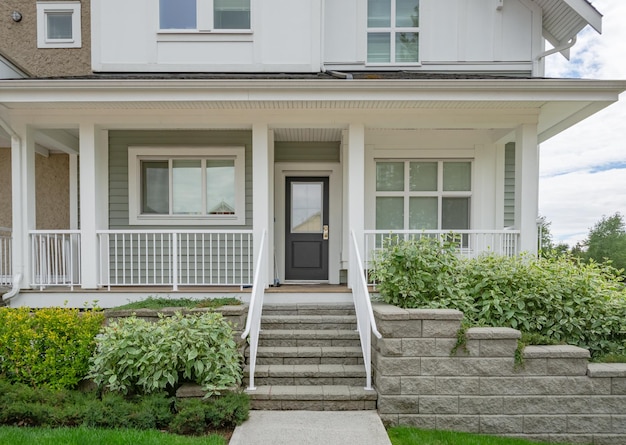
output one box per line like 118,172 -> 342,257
0,77 -> 625,144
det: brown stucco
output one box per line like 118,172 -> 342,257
0,148 -> 11,228
0,0 -> 91,77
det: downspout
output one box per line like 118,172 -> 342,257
533,35 -> 577,77
0,116 -> 22,304
319,0 -> 325,73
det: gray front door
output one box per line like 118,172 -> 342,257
285,177 -> 329,281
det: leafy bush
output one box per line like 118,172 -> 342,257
372,238 -> 626,358
170,394 -> 249,436
89,312 -> 242,396
0,307 -> 104,389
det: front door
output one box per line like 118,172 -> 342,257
285,177 -> 329,281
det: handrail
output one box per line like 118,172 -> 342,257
241,230 -> 267,391
349,230 -> 381,391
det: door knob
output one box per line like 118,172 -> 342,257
323,225 -> 329,240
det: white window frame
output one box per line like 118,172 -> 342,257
128,147 -> 246,226
366,0 -> 420,65
374,159 -> 472,230
36,1 -> 82,48
158,0 -> 252,33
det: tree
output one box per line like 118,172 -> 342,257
583,212 -> 626,274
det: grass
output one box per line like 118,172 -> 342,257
592,353 -> 626,363
112,297 -> 241,310
0,426 -> 227,445
388,427 -> 578,445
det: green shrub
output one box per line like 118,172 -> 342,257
0,307 -> 104,389
372,239 -> 626,358
89,312 -> 243,396
170,394 -> 249,436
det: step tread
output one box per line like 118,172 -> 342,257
248,346 -> 363,358
246,385 -> 377,401
245,364 -> 366,377
259,329 -> 360,339
262,315 -> 356,322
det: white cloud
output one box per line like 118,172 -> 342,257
539,0 -> 626,245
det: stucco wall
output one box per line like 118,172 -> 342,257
0,0 -> 91,77
36,153 -> 69,229
0,148 -> 11,228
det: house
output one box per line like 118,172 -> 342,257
1,0 -> 625,308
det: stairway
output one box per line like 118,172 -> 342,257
244,303 -> 378,410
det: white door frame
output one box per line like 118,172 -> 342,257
274,162 -> 342,284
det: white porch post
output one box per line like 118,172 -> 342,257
347,123 -> 365,288
514,124 -> 539,254
79,124 -> 108,289
252,123 -> 271,287
69,154 -> 79,230
11,125 -> 36,288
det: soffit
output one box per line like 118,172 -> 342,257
537,0 -> 602,46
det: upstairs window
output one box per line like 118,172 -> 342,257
36,2 -> 82,48
159,0 -> 250,31
367,0 -> 419,64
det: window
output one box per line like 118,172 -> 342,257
159,0 -> 250,31
367,0 -> 419,64
375,160 -> 471,231
129,147 -> 245,225
36,2 -> 81,48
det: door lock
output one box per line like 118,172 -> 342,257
323,225 -> 329,240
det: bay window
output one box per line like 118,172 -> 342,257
129,147 -> 245,225
367,0 -> 419,64
159,0 -> 250,31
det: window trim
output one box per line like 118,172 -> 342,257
158,0 -> 252,34
128,146 -> 246,226
36,1 -> 82,49
374,159 -> 473,230
366,0 -> 420,65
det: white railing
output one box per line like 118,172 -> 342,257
349,230 -> 382,391
364,229 -> 520,285
30,230 -> 81,290
0,228 -> 11,288
97,230 -> 254,290
241,230 -> 267,391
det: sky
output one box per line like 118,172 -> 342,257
540,0 -> 626,246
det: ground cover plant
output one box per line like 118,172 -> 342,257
89,312 -> 243,395
388,427 -> 579,445
112,296 -> 241,310
0,306 -> 104,389
372,236 -> 626,359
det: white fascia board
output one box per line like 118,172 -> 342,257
562,0 -> 602,34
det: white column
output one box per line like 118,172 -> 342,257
514,124 -> 539,254
252,123 -> 271,287
79,124 -> 108,288
11,125 -> 36,288
69,154 -> 79,230
347,123 -> 365,286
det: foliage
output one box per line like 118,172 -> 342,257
89,312 -> 243,396
112,297 -> 241,310
0,378 -> 248,438
582,212 -> 626,274
0,426 -> 227,445
0,307 -> 104,389
388,426 -> 578,445
373,238 -> 626,358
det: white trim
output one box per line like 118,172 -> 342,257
128,146 -> 245,226
274,163 -> 342,285
36,1 -> 82,49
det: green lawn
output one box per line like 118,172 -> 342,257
388,427 -> 579,445
0,426 -> 227,445
111,296 -> 241,310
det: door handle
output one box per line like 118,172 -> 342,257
323,225 -> 329,240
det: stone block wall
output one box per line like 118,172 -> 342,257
372,302 -> 626,445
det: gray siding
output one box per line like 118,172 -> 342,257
108,130 -> 253,229
504,142 -> 515,227
274,142 -> 340,163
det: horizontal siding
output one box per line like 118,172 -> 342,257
504,142 -> 515,228
109,130 -> 253,230
275,142 -> 340,163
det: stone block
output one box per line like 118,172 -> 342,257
372,302 -> 410,320
374,356 -> 421,376
400,376 -> 436,395
378,413 -> 399,427
401,338 -> 437,356
613,378 -> 626,395
566,415 -> 612,433
397,415 -> 437,429
523,345 -> 590,359
422,319 -> 461,338
435,338 -> 461,356
522,415 -> 567,434
461,357 -> 516,376
515,358 -> 547,376
479,377 -> 526,395
375,375 -> 401,394
418,396 -> 459,414
421,358 -> 465,376
478,339 -> 519,357
466,327 -> 521,340
281,400 -> 324,410
504,396 -> 589,415
435,377 -> 480,395
523,376 -> 611,395
405,308 -> 464,320
589,396 -> 626,414
547,358 -> 589,376
613,415 -> 626,433
458,396 -> 503,414
541,435 -> 594,445
480,415 -> 524,434
588,363 -> 626,378
378,395 -> 419,414
594,435 -> 626,445
436,415 -> 480,433
377,319 -> 422,338
373,337 -> 403,356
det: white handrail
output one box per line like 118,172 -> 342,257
0,228 -> 11,288
241,230 -> 267,391
349,230 -> 381,391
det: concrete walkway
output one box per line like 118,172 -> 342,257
229,411 -> 392,445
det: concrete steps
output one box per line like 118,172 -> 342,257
245,303 -> 377,411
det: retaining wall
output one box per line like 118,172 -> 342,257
372,302 -> 626,445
